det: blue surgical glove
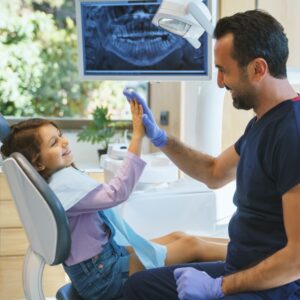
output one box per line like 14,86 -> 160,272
123,88 -> 168,148
174,267 -> 224,300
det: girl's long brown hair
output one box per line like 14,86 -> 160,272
1,118 -> 59,180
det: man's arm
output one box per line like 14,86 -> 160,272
222,182 -> 300,295
123,89 -> 239,189
161,136 -> 239,189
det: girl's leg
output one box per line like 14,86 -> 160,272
128,252 -> 145,275
127,231 -> 228,253
200,236 -> 229,244
127,232 -> 188,275
151,232 -> 228,265
164,236 -> 227,266
150,231 -> 228,247
126,231 -> 188,254
151,231 -> 191,244
127,233 -> 228,275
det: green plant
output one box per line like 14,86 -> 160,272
77,106 -> 116,150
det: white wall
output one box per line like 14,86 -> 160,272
63,130 -> 150,170
63,130 -> 100,169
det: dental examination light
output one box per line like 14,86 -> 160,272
152,0 -> 213,49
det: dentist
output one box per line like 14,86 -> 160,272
123,9 -> 300,300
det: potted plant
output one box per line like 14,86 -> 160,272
77,106 -> 116,158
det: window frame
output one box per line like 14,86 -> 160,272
4,81 -> 150,130
5,117 -> 132,130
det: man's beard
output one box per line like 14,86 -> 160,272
232,94 -> 255,110
231,78 -> 257,110
230,68 -> 257,110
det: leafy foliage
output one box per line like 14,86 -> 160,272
77,106 -> 116,149
0,0 -> 145,118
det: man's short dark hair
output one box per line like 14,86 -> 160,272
214,10 -> 288,78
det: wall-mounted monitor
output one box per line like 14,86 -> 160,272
75,0 -> 212,80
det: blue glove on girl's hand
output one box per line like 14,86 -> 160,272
123,88 -> 168,148
174,267 -> 224,300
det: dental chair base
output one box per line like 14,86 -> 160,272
22,246 -> 82,300
23,247 -> 46,299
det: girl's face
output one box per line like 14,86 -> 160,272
37,124 -> 74,176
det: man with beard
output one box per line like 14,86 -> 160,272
123,9 -> 300,300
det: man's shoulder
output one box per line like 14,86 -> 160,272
270,100 -> 300,128
284,100 -> 300,130
291,99 -> 300,117
273,101 -> 300,144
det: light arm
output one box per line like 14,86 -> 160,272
152,0 -> 213,49
188,1 -> 214,36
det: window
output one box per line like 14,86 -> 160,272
0,0 -> 147,124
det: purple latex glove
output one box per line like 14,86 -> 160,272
123,88 -> 167,147
174,267 -> 224,300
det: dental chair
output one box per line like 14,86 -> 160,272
0,115 -> 82,300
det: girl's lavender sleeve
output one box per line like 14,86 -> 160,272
67,152 -> 146,215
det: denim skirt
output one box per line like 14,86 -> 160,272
63,239 -> 130,300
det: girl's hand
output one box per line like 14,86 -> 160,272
130,100 -> 145,140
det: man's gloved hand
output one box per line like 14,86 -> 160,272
174,267 -> 224,300
123,88 -> 167,147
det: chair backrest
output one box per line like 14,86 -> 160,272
0,114 -> 81,299
0,114 -> 11,141
3,152 -> 71,265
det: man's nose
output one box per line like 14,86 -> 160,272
217,71 -> 225,88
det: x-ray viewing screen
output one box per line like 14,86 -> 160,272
76,0 -> 211,79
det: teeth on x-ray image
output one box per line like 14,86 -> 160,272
82,3 -> 206,71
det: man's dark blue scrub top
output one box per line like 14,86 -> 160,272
226,99 -> 300,273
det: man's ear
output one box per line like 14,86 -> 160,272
249,58 -> 268,80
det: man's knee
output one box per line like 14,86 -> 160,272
123,268 -> 177,300
123,271 -> 146,299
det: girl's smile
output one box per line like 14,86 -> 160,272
37,124 -> 74,176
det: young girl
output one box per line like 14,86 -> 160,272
1,101 -> 227,300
